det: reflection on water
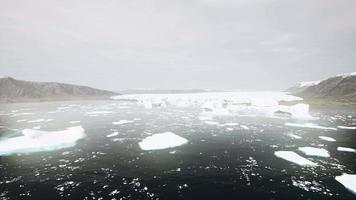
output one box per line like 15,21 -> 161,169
0,93 -> 356,199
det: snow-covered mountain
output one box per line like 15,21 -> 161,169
287,72 -> 356,104
0,77 -> 118,103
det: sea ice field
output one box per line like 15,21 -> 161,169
0,92 -> 355,199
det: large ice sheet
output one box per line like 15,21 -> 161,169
298,147 -> 330,157
274,151 -> 317,166
335,174 -> 356,195
0,126 -> 86,156
139,132 -> 188,150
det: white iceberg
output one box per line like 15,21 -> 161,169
112,120 -> 134,125
0,126 -> 86,156
139,132 -> 188,150
298,147 -> 330,157
319,136 -> 336,142
335,174 -> 356,195
285,122 -> 337,131
337,147 -> 356,153
86,111 -> 113,115
274,151 -> 317,166
69,121 -> 81,124
337,126 -> 356,130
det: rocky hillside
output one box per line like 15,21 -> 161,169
0,77 -> 118,103
288,72 -> 356,104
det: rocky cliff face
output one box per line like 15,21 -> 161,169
288,73 -> 356,104
0,77 -> 118,103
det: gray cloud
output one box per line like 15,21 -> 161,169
0,0 -> 355,90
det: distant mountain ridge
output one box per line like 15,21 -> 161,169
0,77 -> 118,103
287,72 -> 356,104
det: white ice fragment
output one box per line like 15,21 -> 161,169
205,121 -> 219,125
319,136 -> 336,142
106,132 -> 119,138
86,111 -> 113,115
335,174 -> 356,195
274,151 -> 317,166
298,147 -> 330,157
337,126 -> 356,130
0,126 -> 86,156
240,125 -> 250,130
337,147 -> 356,153
139,132 -> 188,150
27,119 -> 46,123
112,120 -> 134,125
285,122 -> 337,130
288,134 -> 302,139
69,121 -> 81,124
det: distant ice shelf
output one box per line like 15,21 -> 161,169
139,132 -> 188,151
274,151 -> 317,166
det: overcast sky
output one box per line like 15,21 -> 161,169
0,0 -> 355,91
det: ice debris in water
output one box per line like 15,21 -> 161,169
335,174 -> 356,195
112,120 -> 134,125
285,122 -> 337,130
139,132 -> 188,150
298,147 -> 330,158
319,136 -> 336,142
274,151 -> 317,166
288,134 -> 302,139
337,147 -> 356,153
0,126 -> 86,156
337,126 -> 356,130
106,132 -> 119,138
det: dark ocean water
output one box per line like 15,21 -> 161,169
0,100 -> 355,200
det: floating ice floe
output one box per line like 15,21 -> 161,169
337,126 -> 356,130
112,120 -> 134,125
335,174 -> 356,195
298,147 -> 330,157
337,147 -> 356,153
86,111 -> 113,115
274,151 -> 317,166
106,132 -> 119,138
0,126 -> 86,156
139,132 -> 188,150
319,136 -> 336,142
204,121 -> 219,125
288,134 -> 302,139
27,119 -> 46,123
285,122 -> 337,131
240,125 -> 250,130
69,121 -> 81,124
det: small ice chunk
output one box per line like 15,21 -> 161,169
285,122 -> 337,130
112,120 -> 134,125
106,132 -> 119,138
69,121 -> 81,124
139,132 -> 188,150
337,126 -> 356,130
205,121 -> 219,125
274,151 -> 317,166
319,136 -> 336,142
288,134 -> 302,139
240,125 -> 250,130
337,147 -> 356,153
86,111 -> 113,115
27,119 -> 45,123
335,174 -> 356,195
298,147 -> 330,157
